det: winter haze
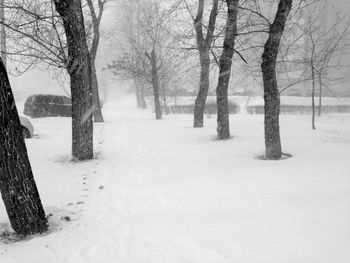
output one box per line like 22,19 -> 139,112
1,1 -> 350,263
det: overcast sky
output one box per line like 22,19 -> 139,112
10,0 -> 350,104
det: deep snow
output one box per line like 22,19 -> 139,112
1,97 -> 350,263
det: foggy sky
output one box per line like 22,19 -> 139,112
10,0 -> 350,105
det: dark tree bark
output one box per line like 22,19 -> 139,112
216,0 -> 239,140
86,0 -> 104,123
54,0 -> 94,161
193,0 -> 219,128
261,0 -> 292,159
0,58 -> 48,236
194,51 -> 210,127
146,49 -> 162,120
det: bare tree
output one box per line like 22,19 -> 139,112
0,57 -> 48,236
191,0 -> 219,127
0,0 -> 106,123
261,0 -> 292,159
302,3 -> 350,129
108,0 -> 187,118
0,1 -> 66,73
216,0 -> 239,140
86,0 -> 108,123
0,0 -> 115,159
146,49 -> 162,119
54,0 -> 94,161
134,0 -> 147,109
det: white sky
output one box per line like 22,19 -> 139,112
10,0 -> 350,105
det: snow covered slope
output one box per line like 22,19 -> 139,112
1,98 -> 350,263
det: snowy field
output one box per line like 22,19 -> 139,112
1,98 -> 350,263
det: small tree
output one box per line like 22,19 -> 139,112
108,0 -> 186,118
302,3 -> 350,129
0,58 -> 48,236
111,0 -> 148,109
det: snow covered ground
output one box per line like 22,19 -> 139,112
1,97 -> 350,263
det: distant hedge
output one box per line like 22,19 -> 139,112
164,102 -> 240,114
247,104 -> 350,114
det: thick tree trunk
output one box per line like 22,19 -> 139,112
54,0 -> 94,161
147,49 -> 162,120
194,52 -> 210,127
216,0 -> 239,140
0,58 -> 48,236
261,0 -> 292,159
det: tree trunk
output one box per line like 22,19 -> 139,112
162,84 -> 169,115
174,91 -> 178,107
86,0 -> 104,123
193,0 -> 219,128
311,63 -> 316,129
134,78 -> 142,108
318,75 -> 322,116
135,0 -> 146,110
146,49 -> 162,120
91,58 -> 104,122
140,84 -> 147,109
261,0 -> 292,159
54,0 -> 94,161
0,58 -> 48,236
133,77 -> 146,109
216,0 -> 239,140
194,52 -> 210,127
